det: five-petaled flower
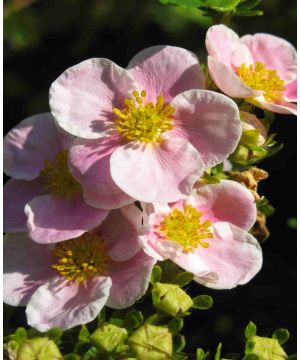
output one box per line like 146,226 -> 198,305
3,205 -> 155,331
139,180 -> 262,289
206,25 -> 297,115
49,45 -> 242,204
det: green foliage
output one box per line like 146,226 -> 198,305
256,198 -> 275,217
244,321 -> 257,339
197,348 -> 210,359
214,343 -> 222,360
272,328 -> 290,345
192,295 -> 214,310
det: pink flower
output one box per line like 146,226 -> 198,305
3,113 -> 132,244
49,46 -> 242,203
206,25 -> 297,115
139,180 -> 262,289
4,205 -> 156,331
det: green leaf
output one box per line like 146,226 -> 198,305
205,0 -> 240,12
13,327 -> 27,344
257,199 -> 275,217
167,318 -> 184,334
124,310 -> 144,332
287,217 -> 297,229
211,163 -> 224,175
46,328 -> 63,345
97,308 -> 106,326
173,334 -> 186,353
236,9 -> 263,16
272,328 -> 290,345
82,347 -> 98,360
78,325 -> 90,342
237,0 -> 261,10
64,354 -> 81,360
215,343 -> 222,360
128,324 -> 173,359
173,271 -> 194,287
197,348 -> 210,360
192,295 -> 213,310
150,265 -> 162,284
109,309 -> 126,328
245,321 -> 257,339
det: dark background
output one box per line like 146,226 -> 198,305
4,0 -> 297,355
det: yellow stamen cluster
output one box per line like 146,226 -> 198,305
52,233 -> 109,282
113,90 -> 174,143
40,150 -> 81,199
237,61 -> 285,102
160,205 -> 213,253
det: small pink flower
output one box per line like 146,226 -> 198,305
50,46 -> 242,203
4,205 -> 156,331
206,25 -> 297,115
139,180 -> 262,289
4,113 -> 132,244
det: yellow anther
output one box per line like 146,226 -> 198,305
51,233 -> 109,283
113,90 -> 174,143
160,205 -> 213,253
39,150 -> 81,199
236,61 -> 285,102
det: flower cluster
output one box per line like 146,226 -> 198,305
4,25 -> 296,332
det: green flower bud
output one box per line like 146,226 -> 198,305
152,283 -> 193,316
128,324 -> 172,360
90,323 -> 127,354
245,335 -> 287,360
17,337 -> 62,360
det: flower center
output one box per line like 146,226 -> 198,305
40,150 -> 81,199
113,90 -> 174,143
52,233 -> 110,282
159,205 -> 213,253
236,61 -> 285,102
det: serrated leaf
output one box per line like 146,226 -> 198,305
192,295 -> 213,310
236,9 -> 263,16
78,325 -> 90,342
167,318 -> 184,334
237,0 -> 261,10
173,271 -> 194,287
173,334 -> 186,353
215,343 -> 222,360
245,321 -> 257,339
150,265 -> 162,284
205,0 -> 240,12
272,328 -> 290,345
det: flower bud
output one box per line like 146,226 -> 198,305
90,323 -> 127,354
17,337 -> 62,360
245,335 -> 287,359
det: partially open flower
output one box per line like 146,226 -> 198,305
3,205 -> 155,331
139,180 -> 262,289
4,113 -> 133,243
50,46 -> 242,203
206,25 -> 297,115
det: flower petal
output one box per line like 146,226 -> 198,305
170,89 -> 242,168
207,56 -> 259,98
241,33 -> 297,84
4,113 -> 61,180
26,276 -> 112,331
25,194 -> 109,243
4,179 -> 45,233
284,79 -> 297,102
127,45 -> 205,102
69,136 -> 134,209
205,24 -> 240,67
110,138 -> 204,203
187,180 -> 257,231
99,204 -> 143,261
3,233 -> 55,306
106,250 -> 156,309
254,97 -> 297,115
194,222 -> 262,289
50,58 -> 137,139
